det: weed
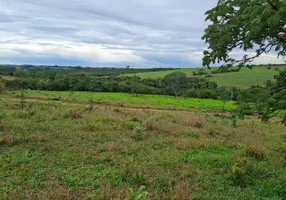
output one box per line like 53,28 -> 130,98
130,116 -> 140,122
244,145 -> 265,161
114,108 -> 121,113
134,125 -> 146,134
208,129 -> 219,137
193,122 -> 203,129
50,97 -> 62,101
123,121 -> 140,130
85,99 -> 95,112
122,157 -> 147,185
87,124 -> 96,131
0,135 -> 7,145
154,178 -> 169,192
127,185 -> 149,200
145,120 -> 154,131
231,115 -> 238,128
20,88 -> 25,112
185,132 -> 200,138
131,125 -> 147,141
65,109 -> 83,119
278,143 -> 286,153
231,157 -> 248,186
0,112 -> 8,119
16,108 -> 37,119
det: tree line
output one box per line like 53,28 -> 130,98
4,71 -> 236,100
2,68 -> 286,125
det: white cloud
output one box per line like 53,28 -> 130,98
230,51 -> 285,65
0,40 -> 143,63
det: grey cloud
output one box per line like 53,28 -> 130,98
27,26 -> 79,34
0,0 -> 219,67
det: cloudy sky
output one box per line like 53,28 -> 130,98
0,0 -> 284,68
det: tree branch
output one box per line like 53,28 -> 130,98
266,0 -> 279,11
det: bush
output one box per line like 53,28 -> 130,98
197,69 -> 208,75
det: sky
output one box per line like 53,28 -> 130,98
0,0 -> 284,68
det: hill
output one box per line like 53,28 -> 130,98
124,65 -> 286,88
2,64 -> 285,89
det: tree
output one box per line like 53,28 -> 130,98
162,72 -> 189,97
236,70 -> 286,125
202,0 -> 286,67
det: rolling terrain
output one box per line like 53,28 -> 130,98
0,90 -> 285,199
124,65 -> 286,88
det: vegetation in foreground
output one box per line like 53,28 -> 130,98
0,91 -> 286,199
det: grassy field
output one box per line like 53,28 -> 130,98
124,66 -> 286,88
0,91 -> 286,199
1,90 -> 236,111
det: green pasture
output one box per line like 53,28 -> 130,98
5,90 -> 236,111
124,66 -> 286,88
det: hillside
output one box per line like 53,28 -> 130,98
124,65 -> 286,88
2,65 -> 285,89
0,91 -> 285,199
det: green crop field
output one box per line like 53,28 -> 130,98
124,66 -> 286,88
0,90 -> 285,199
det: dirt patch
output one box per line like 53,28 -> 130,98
1,76 -> 16,81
